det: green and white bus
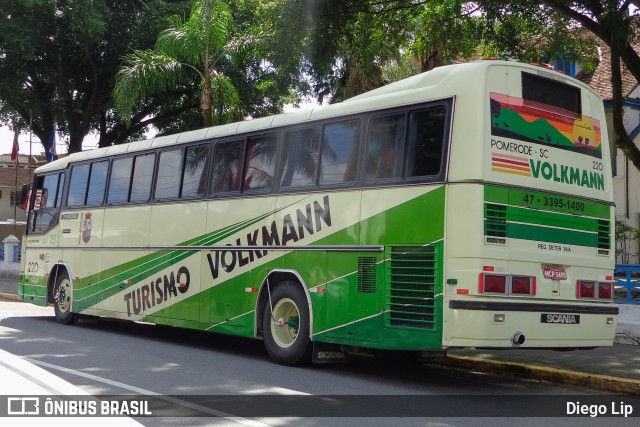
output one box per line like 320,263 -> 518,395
19,60 -> 618,365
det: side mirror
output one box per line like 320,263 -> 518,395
19,184 -> 31,212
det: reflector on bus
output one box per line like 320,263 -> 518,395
479,274 -> 536,296
576,280 -> 614,301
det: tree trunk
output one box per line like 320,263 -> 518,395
419,49 -> 443,72
202,72 -> 213,128
68,132 -> 83,154
610,50 -> 640,170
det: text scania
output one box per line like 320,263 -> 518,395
530,160 -> 605,191
123,266 -> 190,317
546,314 -> 578,324
207,195 -> 332,280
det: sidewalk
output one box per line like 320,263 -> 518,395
0,276 -> 19,301
1,277 -> 638,395
443,344 -> 640,395
0,348 -> 143,425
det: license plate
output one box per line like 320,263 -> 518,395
542,266 -> 567,280
541,313 -> 580,324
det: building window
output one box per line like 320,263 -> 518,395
554,60 -> 576,77
10,191 -> 20,207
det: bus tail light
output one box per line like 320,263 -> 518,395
577,280 -> 613,300
598,282 -> 614,301
479,274 -> 507,294
576,280 -> 596,299
479,274 -> 536,296
511,276 -> 536,296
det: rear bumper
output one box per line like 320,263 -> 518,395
443,298 -> 618,348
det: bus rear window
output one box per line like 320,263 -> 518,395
521,72 -> 581,116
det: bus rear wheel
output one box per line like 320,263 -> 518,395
53,271 -> 75,325
262,281 -> 311,366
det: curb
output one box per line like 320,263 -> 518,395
440,354 -> 640,395
0,292 -> 20,302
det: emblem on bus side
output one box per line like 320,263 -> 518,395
81,212 -> 92,244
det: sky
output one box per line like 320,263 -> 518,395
0,125 -> 97,157
0,126 -> 47,156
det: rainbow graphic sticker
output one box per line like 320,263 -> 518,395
491,153 -> 532,176
490,93 -> 602,159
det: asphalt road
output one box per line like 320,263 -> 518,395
0,300 -> 636,427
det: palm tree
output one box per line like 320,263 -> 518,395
113,0 -> 239,128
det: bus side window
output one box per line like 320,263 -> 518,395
243,134 -> 277,192
365,113 -> 405,181
212,140 -> 244,193
406,106 -> 446,177
320,119 -> 360,185
86,161 -> 109,206
280,127 -> 320,188
108,157 -> 133,204
68,161 -> 108,207
67,164 -> 90,207
130,153 -> 155,203
182,144 -> 210,198
155,148 -> 184,200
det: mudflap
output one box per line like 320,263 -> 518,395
312,342 -> 348,364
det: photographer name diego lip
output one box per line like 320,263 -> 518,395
567,401 -> 633,418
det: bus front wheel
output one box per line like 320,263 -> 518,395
262,281 -> 311,366
53,271 -> 75,325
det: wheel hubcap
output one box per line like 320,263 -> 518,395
56,280 -> 70,313
270,298 -> 300,349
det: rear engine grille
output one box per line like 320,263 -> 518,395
597,219 -> 610,250
386,245 -> 439,330
485,203 -> 507,238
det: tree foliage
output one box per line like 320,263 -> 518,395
114,0 -> 239,129
262,0 -> 484,102
115,0 -> 309,133
0,0 -> 191,153
5,0 -> 640,161
407,1 -> 483,71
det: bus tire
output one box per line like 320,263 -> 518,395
53,271 -> 75,325
262,281 -> 311,366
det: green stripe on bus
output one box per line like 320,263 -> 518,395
509,223 -> 598,247
484,185 -> 610,218
509,206 -> 600,232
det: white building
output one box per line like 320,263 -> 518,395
0,154 -> 37,242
